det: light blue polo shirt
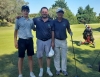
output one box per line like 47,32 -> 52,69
15,17 -> 34,39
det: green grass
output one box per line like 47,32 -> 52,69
0,23 -> 100,77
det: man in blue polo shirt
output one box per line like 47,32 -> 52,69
53,8 -> 73,76
14,5 -> 36,77
33,7 -> 54,77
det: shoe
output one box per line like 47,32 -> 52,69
56,71 -> 60,75
30,72 -> 36,77
62,71 -> 68,76
92,42 -> 95,48
60,70 -> 62,72
39,70 -> 43,77
18,74 -> 23,77
47,70 -> 53,77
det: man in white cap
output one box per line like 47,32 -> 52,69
53,8 -> 73,76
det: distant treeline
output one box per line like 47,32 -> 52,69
0,0 -> 100,26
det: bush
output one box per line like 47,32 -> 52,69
0,21 -> 9,27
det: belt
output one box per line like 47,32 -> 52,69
56,38 -> 66,40
39,38 -> 50,41
19,37 -> 32,40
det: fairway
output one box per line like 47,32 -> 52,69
0,24 -> 100,77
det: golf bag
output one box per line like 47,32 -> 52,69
83,26 -> 94,43
79,26 -> 95,47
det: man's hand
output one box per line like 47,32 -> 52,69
51,42 -> 55,49
16,16 -> 22,19
70,32 -> 73,36
14,40 -> 18,49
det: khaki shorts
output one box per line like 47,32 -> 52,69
37,39 -> 51,58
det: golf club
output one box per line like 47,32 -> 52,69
71,36 -> 79,77
87,51 -> 100,68
99,62 -> 100,72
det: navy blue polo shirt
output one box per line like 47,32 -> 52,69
53,18 -> 70,40
33,17 -> 54,40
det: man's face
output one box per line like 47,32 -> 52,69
57,12 -> 63,18
22,9 -> 29,17
41,9 -> 48,18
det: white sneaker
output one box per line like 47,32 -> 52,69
30,72 -> 36,77
47,70 -> 53,76
18,74 -> 23,77
39,70 -> 43,77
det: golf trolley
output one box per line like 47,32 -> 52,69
78,26 -> 95,48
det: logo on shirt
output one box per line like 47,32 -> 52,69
48,24 -> 51,28
63,24 -> 66,26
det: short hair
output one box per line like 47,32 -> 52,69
40,7 -> 48,12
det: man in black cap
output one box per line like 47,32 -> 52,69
53,8 -> 73,76
14,5 -> 36,77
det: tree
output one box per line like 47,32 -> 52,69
97,13 -> 100,23
0,0 -> 28,22
50,0 -> 78,24
64,10 -> 78,24
29,13 -> 38,18
76,5 -> 98,24
52,0 -> 69,10
76,7 -> 85,23
49,7 -> 58,19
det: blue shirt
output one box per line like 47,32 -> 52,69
33,17 -> 54,40
53,18 -> 70,40
15,17 -> 34,39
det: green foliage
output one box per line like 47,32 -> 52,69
76,5 -> 98,24
0,0 -> 99,24
64,10 -> 78,24
97,13 -> 100,23
49,7 -> 58,19
49,0 -> 78,24
29,13 -> 38,18
52,0 -> 69,10
0,0 -> 28,23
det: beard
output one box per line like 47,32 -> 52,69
42,14 -> 48,18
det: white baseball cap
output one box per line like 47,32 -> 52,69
56,8 -> 64,13
48,47 -> 54,57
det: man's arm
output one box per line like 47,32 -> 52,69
67,20 -> 73,36
14,30 -> 18,49
51,21 -> 55,49
31,19 -> 36,31
32,18 -> 36,31
51,31 -> 55,49
14,19 -> 19,49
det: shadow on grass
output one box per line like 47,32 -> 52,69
72,40 -> 80,46
0,47 -> 100,77
92,27 -> 100,32
72,40 -> 95,48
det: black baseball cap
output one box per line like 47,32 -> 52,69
21,5 -> 30,11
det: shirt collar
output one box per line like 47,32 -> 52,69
55,18 -> 64,22
22,17 -> 30,20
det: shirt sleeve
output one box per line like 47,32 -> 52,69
51,20 -> 55,31
33,18 -> 36,25
31,20 -> 35,29
66,20 -> 70,29
15,19 -> 19,30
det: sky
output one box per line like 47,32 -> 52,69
25,0 -> 100,16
